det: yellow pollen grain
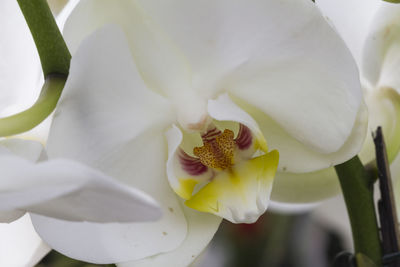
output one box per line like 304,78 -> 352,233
193,129 -> 235,170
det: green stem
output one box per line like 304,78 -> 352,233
0,75 -> 65,136
17,0 -> 71,76
335,156 -> 382,266
2,0 -> 72,137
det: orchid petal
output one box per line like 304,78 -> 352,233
137,0 -> 362,155
166,125 -> 213,200
316,0 -> 381,66
269,201 -> 320,214
362,4 -> 400,91
0,139 -> 43,222
271,168 -> 340,203
0,214 -> 50,267
37,26 -> 187,263
186,151 -> 279,224
359,88 -> 400,164
48,26 -> 174,162
63,0 -> 192,98
118,206 -> 221,267
0,156 -> 161,223
63,0 -> 211,130
48,0 -> 69,14
0,0 -> 42,117
234,97 -> 368,173
0,139 -> 43,162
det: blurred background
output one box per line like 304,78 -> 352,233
35,196 -> 352,267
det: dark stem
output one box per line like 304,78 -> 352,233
374,127 -> 400,266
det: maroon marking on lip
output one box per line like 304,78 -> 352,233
201,127 -> 222,143
178,149 -> 208,176
235,124 -> 253,150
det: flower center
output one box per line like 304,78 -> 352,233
193,128 -> 235,170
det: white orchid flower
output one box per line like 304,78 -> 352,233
15,0 -> 367,265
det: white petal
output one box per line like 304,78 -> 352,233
269,201 -> 320,214
34,135 -> 186,263
62,0 -> 212,131
271,168 -> 341,203
0,139 -> 43,162
165,125 -> 213,200
234,97 -> 368,173
359,88 -> 400,164
362,4 -> 400,90
63,0 -> 192,98
185,151 -> 279,223
0,210 -> 25,223
0,139 -> 43,222
48,25 -> 173,162
43,24 -> 186,263
316,0 -> 381,66
0,214 -> 50,267
48,0 -> 69,14
118,206 -> 221,267
0,0 -> 42,117
0,156 -> 161,223
137,0 -> 362,155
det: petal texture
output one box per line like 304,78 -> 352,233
0,156 -> 161,223
118,206 -> 222,267
40,26 -> 187,263
271,167 -> 340,203
64,0 -> 362,155
359,88 -> 400,164
137,0 -> 362,155
362,4 -> 400,91
0,215 -> 50,267
233,97 -> 368,173
48,25 -> 174,161
63,0 -> 192,97
0,0 -> 42,117
0,139 -> 43,222
186,151 -> 279,224
316,0 -> 380,66
0,139 -> 43,162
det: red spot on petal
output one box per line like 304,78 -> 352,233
178,149 -> 208,176
201,127 -> 222,143
235,124 -> 253,150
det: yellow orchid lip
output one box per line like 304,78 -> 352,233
185,150 -> 279,223
170,123 -> 279,223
